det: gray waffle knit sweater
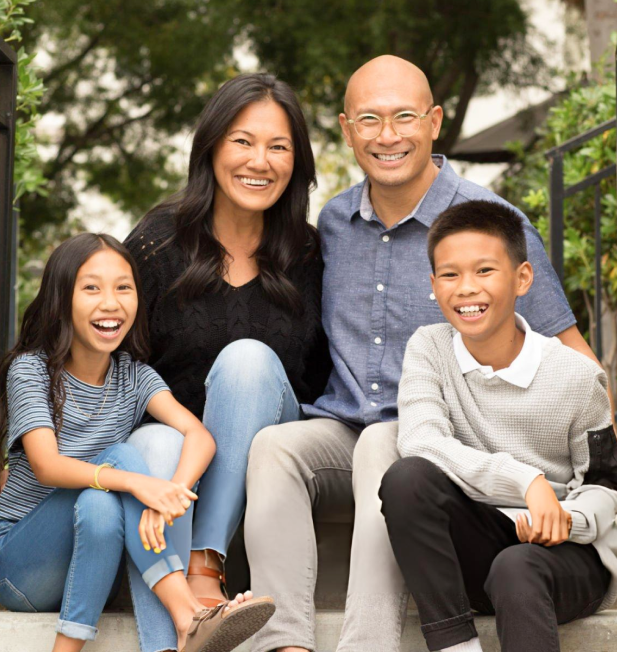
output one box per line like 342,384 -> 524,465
398,323 -> 617,610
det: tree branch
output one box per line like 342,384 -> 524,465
432,64 -> 462,105
47,77 -> 154,179
43,28 -> 106,86
438,66 -> 479,154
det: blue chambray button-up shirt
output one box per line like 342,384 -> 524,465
302,155 -> 576,428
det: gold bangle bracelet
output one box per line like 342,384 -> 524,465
90,463 -> 113,492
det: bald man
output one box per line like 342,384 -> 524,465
244,56 -> 597,652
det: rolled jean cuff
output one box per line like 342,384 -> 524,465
421,610 -> 477,651
142,554 -> 184,590
56,618 -> 98,641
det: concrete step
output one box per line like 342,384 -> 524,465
1,609 -> 617,652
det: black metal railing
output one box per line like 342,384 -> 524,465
546,56 -> 617,362
0,37 -> 17,356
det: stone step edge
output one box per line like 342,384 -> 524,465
2,610 -> 617,652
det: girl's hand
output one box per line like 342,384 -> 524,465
139,509 -> 167,553
129,475 -> 197,525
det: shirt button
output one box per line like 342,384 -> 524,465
377,284 -> 384,292
371,401 -> 377,407
429,293 -> 436,301
374,337 -> 382,344
382,235 -> 390,242
371,383 -> 379,390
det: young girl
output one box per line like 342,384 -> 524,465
0,233 -> 274,652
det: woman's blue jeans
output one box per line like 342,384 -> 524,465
0,443 -> 184,643
126,339 -> 300,651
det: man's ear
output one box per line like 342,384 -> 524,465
516,261 -> 534,297
430,273 -> 436,291
430,105 -> 444,141
339,113 -> 353,148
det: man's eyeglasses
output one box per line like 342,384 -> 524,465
345,106 -> 434,140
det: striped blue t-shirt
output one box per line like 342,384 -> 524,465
0,351 -> 169,536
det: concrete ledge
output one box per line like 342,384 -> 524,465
1,610 -> 616,652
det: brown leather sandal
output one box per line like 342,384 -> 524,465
181,597 -> 275,652
187,565 -> 228,609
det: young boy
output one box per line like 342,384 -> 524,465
379,199 -> 617,652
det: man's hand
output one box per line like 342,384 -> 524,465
518,475 -> 572,547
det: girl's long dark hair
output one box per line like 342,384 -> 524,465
0,234 -> 150,466
130,73 -> 319,313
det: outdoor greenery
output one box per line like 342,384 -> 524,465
501,52 -> 617,397
16,0 -> 551,237
0,0 -> 46,202
0,0 -> 49,316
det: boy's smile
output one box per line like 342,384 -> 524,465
431,230 -> 534,369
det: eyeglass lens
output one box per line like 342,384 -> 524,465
354,112 -> 422,139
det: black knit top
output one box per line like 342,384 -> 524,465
125,212 -> 331,419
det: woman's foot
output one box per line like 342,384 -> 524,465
178,591 -> 272,652
187,549 -> 227,606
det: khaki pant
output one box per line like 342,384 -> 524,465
245,418 -> 409,652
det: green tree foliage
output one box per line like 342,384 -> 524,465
19,0 -> 550,236
227,0 -> 551,149
19,0 -> 239,234
1,0 -> 48,323
0,0 -> 46,202
500,63 -> 617,395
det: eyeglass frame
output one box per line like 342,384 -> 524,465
345,105 -> 434,140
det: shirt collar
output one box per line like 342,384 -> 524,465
351,154 -> 460,228
452,313 -> 544,389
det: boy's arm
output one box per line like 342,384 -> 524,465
568,367 -> 616,493
557,325 -> 616,427
398,331 -> 543,504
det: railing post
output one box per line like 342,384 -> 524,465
594,184 -> 603,362
0,38 -> 17,356
548,151 -> 565,286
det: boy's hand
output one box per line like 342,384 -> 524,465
139,508 -> 167,553
518,475 -> 572,546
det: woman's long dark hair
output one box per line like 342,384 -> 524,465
0,234 -> 150,466
130,73 -> 318,313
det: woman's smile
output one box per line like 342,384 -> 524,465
235,175 -> 274,190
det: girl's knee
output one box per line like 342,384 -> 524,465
75,489 -> 124,539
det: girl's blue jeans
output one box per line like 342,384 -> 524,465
0,443 -> 184,643
126,339 -> 300,651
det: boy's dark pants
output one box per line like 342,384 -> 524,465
380,456 -> 610,652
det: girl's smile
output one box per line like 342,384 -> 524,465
91,318 -> 125,339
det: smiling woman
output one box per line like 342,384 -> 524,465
124,73 -> 331,644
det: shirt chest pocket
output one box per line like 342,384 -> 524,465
404,287 -> 447,331
386,286 -> 446,339
408,289 -> 447,326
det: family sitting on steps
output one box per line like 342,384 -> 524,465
0,55 -> 615,652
